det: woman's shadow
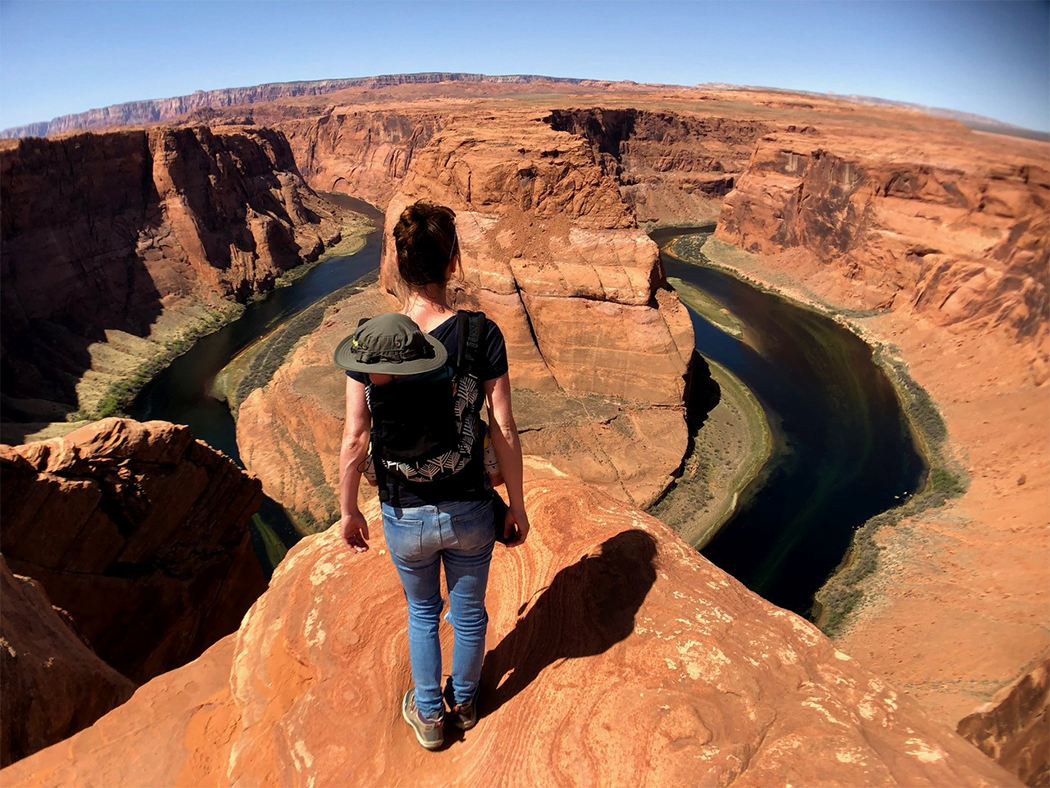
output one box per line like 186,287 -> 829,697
479,529 -> 658,716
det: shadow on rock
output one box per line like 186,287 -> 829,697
480,529 -> 657,715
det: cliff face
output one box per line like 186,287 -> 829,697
0,125 -> 347,422
0,462 -> 1021,787
716,129 -> 1049,363
544,107 -> 768,224
234,108 -> 693,525
382,112 -> 693,404
0,74 -> 597,139
274,109 -> 445,206
0,418 -> 267,684
958,656 -> 1050,787
0,557 -> 135,767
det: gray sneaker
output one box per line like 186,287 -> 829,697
443,678 -> 478,730
402,688 -> 443,750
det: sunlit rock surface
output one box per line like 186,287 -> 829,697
0,461 -> 1021,787
0,418 -> 267,684
0,556 -> 134,767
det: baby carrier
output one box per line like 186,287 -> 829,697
361,310 -> 498,505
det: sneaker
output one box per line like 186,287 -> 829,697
402,688 -> 443,750
443,678 -> 478,730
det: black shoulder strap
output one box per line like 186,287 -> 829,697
456,310 -> 487,377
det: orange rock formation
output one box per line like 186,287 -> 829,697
236,104 -> 695,523
0,418 -> 267,684
0,126 -> 348,423
0,556 -> 134,767
199,82 -> 1047,741
0,464 -> 1022,787
958,655 -> 1050,787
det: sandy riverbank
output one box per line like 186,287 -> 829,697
692,234 -> 1049,724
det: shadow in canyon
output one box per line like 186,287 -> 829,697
478,529 -> 657,718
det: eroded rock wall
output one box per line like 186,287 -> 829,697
0,557 -> 135,767
0,462 -> 1022,787
544,107 -> 769,224
235,108 -> 694,524
716,129 -> 1050,368
274,109 -> 445,206
958,656 -> 1050,787
0,418 -> 267,683
0,125 -> 347,416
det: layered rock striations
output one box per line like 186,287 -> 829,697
716,127 -> 1049,369
234,109 -> 694,525
0,556 -> 135,767
0,125 -> 348,425
0,418 -> 267,684
0,74 -> 600,140
958,655 -> 1050,787
273,109 -> 445,206
544,107 -> 769,224
0,463 -> 1021,787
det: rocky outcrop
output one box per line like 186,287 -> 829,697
234,108 -> 694,524
0,73 -> 597,139
274,109 -> 445,206
544,107 -> 768,224
0,463 -> 1021,787
716,128 -> 1050,362
0,418 -> 267,683
958,656 -> 1050,787
0,556 -> 135,767
383,112 -> 693,404
0,125 -> 348,422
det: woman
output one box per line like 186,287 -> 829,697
337,201 -> 530,751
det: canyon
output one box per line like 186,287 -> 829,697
0,418 -> 268,764
0,125 -> 356,442
0,462 -> 1023,787
0,76 -> 1046,785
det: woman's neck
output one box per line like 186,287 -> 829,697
403,286 -> 453,331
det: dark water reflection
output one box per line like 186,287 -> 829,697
131,195 -> 383,570
652,226 -> 926,617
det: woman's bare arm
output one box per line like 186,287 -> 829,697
339,376 -> 371,552
485,372 -> 530,546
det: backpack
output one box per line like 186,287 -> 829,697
363,310 -> 490,505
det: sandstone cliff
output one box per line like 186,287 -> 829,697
0,418 -> 267,684
0,556 -> 135,767
273,109 -> 445,206
716,127 -> 1049,369
544,107 -> 769,225
0,462 -> 1021,787
234,107 -> 694,526
0,74 -> 598,139
0,125 -> 349,428
958,656 -> 1050,787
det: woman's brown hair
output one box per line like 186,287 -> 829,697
393,201 -> 459,289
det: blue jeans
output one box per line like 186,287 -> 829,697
382,498 -> 495,720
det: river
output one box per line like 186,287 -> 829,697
131,211 -> 925,611
652,226 -> 926,617
130,195 -> 384,568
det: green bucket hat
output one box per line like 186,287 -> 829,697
333,312 -> 448,375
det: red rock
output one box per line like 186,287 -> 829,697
0,556 -> 134,767
0,418 -> 267,683
0,125 -> 348,416
0,463 -> 1021,787
958,655 -> 1050,787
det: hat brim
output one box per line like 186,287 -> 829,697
333,332 -> 449,376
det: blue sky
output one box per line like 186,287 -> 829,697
1,0 -> 1048,131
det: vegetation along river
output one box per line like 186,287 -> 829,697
652,226 -> 926,618
131,204 -> 926,610
131,195 -> 384,570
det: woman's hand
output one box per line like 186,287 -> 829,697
340,511 -> 370,553
503,505 -> 530,548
